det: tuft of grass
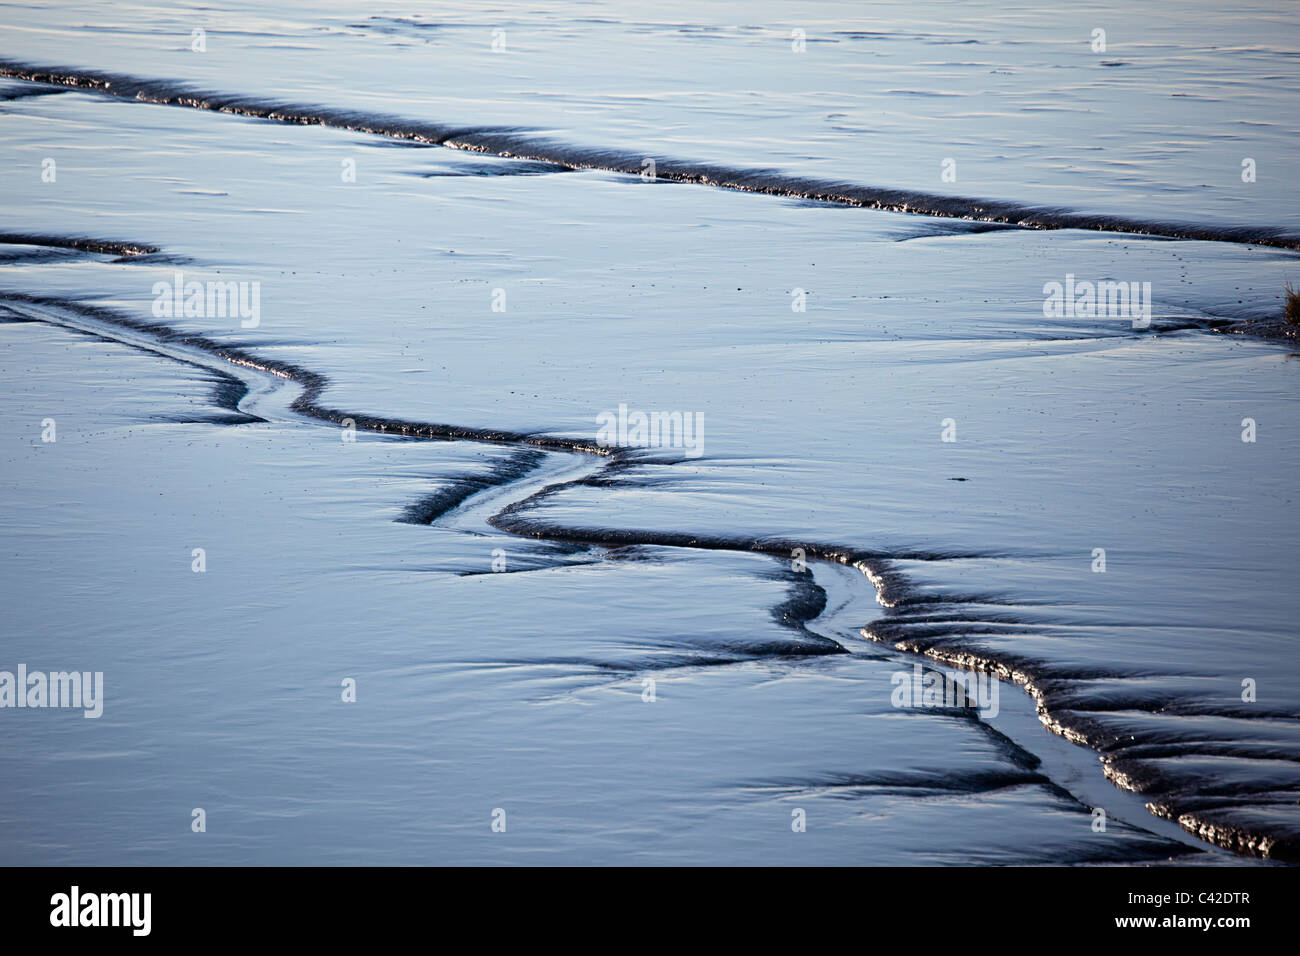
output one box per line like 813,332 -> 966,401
1287,282 -> 1300,325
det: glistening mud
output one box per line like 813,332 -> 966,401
3,59 -> 1299,250
3,6 -> 1297,865
3,262 -> 1294,860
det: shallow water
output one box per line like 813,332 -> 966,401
0,1 -> 1297,864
